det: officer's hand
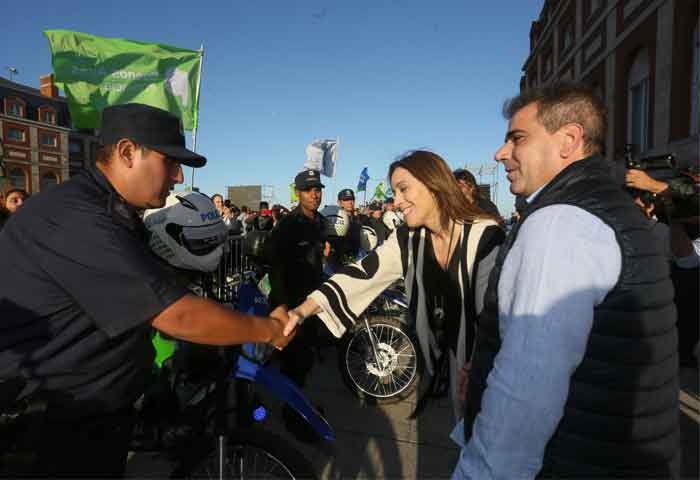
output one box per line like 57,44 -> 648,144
625,169 -> 667,194
269,305 -> 296,350
323,241 -> 331,259
456,362 -> 471,402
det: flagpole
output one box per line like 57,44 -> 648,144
332,136 -> 339,201
190,44 -> 204,190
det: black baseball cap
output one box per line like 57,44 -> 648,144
383,197 -> 394,204
294,169 -> 325,190
338,188 -> 355,201
99,103 -> 206,168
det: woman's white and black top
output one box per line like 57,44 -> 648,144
423,233 -> 462,355
308,219 -> 505,375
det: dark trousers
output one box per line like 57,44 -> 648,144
1,405 -> 134,478
280,316 -> 321,387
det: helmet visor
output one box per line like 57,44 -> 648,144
167,223 -> 227,256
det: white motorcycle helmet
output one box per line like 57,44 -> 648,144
382,210 -> 401,231
320,205 -> 350,237
143,192 -> 228,272
359,225 -> 378,252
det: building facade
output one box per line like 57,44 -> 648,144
521,0 -> 699,168
0,75 -> 71,194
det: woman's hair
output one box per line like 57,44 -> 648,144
388,150 -> 496,229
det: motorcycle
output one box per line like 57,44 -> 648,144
134,272 -> 334,479
336,280 -> 422,405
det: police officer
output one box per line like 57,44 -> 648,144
366,201 -> 389,244
0,104 -> 293,477
334,188 -> 362,262
265,169 -> 328,441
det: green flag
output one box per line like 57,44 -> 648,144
373,182 -> 386,201
44,30 -> 202,130
384,184 -> 393,198
290,183 -> 298,203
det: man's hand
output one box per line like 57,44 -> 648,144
456,362 -> 471,403
269,305 -> 296,350
625,169 -> 668,194
323,241 -> 331,259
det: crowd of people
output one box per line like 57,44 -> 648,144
0,82 -> 698,479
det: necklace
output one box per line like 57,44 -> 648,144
435,221 -> 457,271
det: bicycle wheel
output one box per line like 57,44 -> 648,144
175,428 -> 316,479
339,315 -> 421,404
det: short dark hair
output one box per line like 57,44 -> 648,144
4,188 -> 29,200
2,188 -> 29,210
453,168 -> 477,186
259,201 -> 269,210
94,144 -> 116,164
503,82 -> 606,155
94,141 -> 150,164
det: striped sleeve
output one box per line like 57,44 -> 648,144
308,228 -> 405,337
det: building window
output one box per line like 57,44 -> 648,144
543,50 -> 553,78
40,108 -> 57,125
5,98 -> 25,118
7,128 -> 25,142
40,133 -> 58,148
41,172 -> 58,191
69,140 -> 82,154
691,24 -> 699,136
8,103 -> 22,116
9,167 -> 27,190
585,0 -> 603,21
627,48 -> 651,154
593,83 -> 604,103
563,24 -> 574,52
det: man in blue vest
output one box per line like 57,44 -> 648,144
453,83 -> 679,479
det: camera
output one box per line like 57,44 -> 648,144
624,144 -> 676,171
624,144 -> 699,223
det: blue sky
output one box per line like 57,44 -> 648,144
3,0 -> 544,215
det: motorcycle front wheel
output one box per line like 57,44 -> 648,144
339,315 -> 421,405
174,428 -> 316,479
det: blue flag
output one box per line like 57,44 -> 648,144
357,167 -> 369,192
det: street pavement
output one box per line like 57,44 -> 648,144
126,348 -> 699,479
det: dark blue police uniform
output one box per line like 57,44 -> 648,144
0,165 -> 186,476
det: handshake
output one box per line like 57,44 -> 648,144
267,301 -> 318,350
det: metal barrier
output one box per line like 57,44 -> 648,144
211,234 -> 250,303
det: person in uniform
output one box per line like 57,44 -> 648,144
334,188 -> 362,262
0,103 -> 293,477
265,169 -> 328,441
